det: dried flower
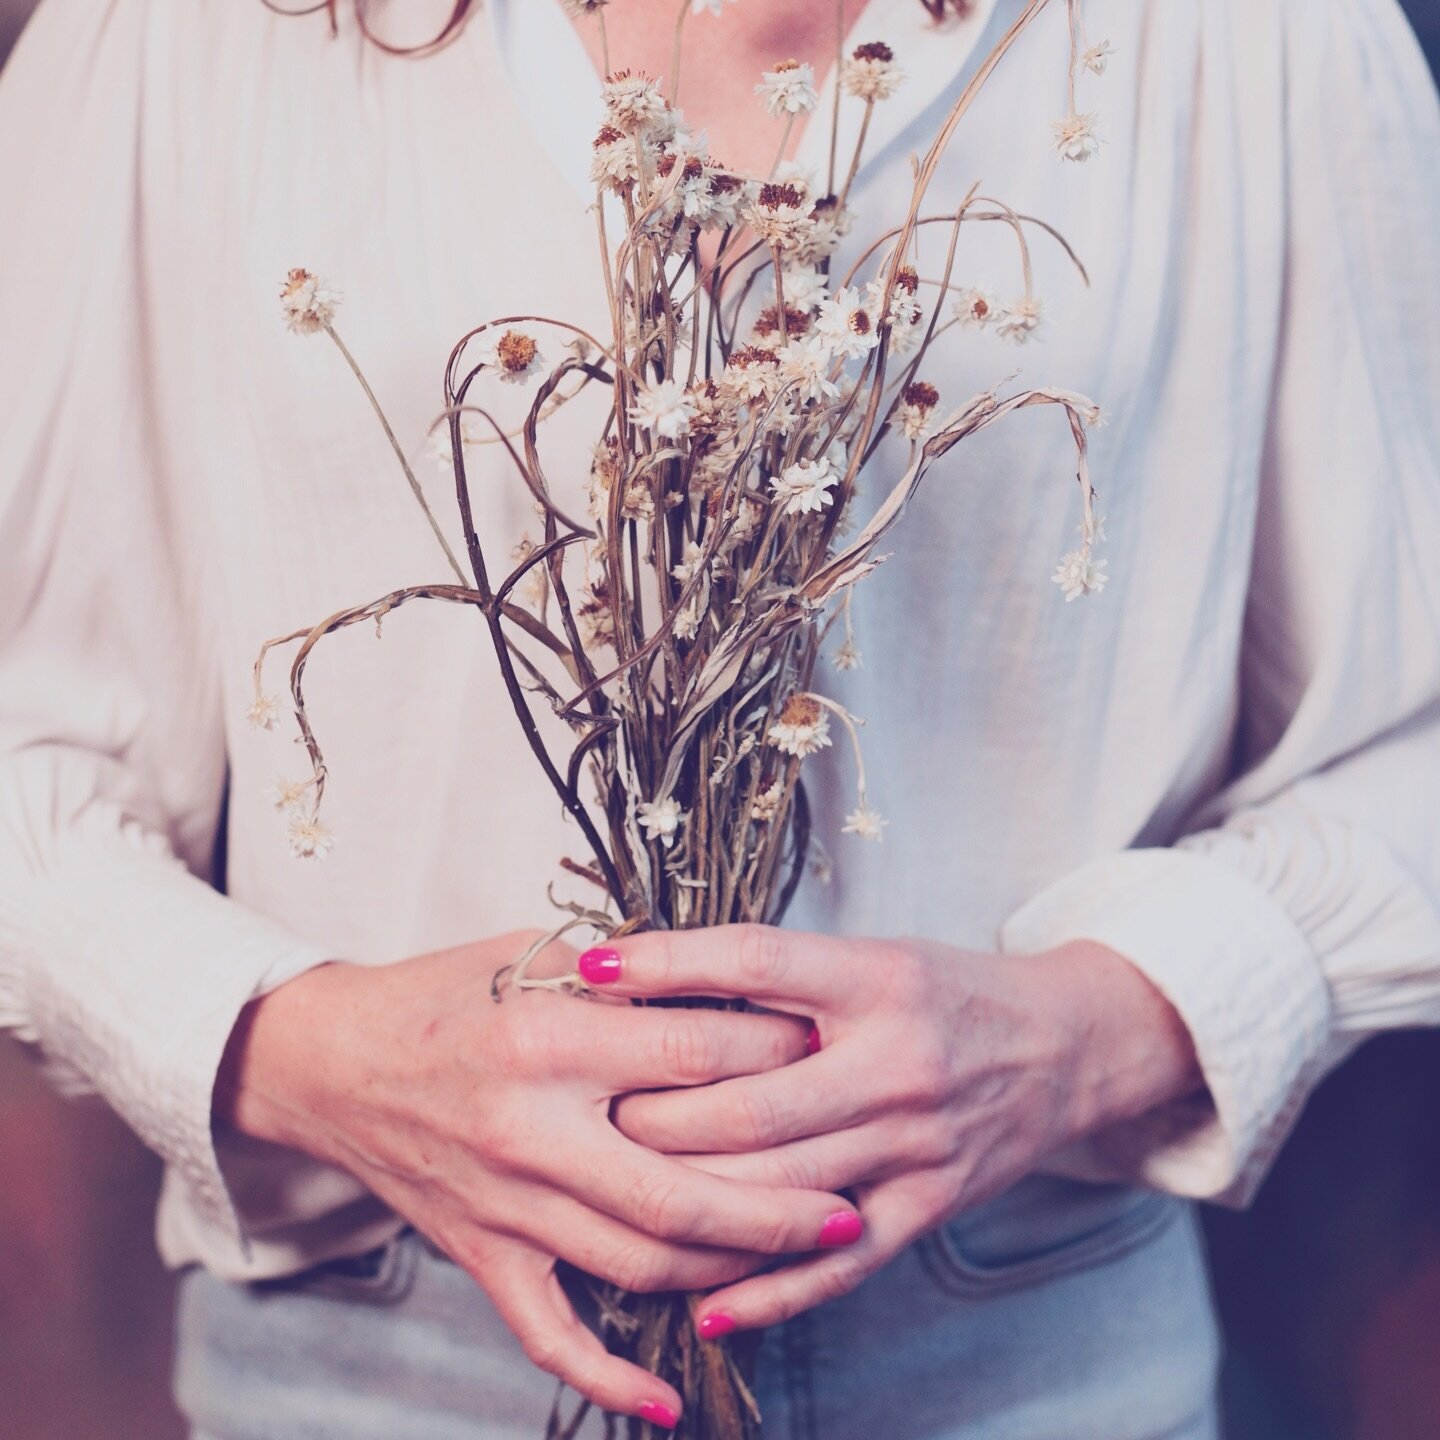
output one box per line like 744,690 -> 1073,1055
781,266 -> 830,311
751,782 -> 784,822
796,197 -> 853,263
637,796 -> 686,847
814,287 -> 880,361
269,777 -> 310,812
475,328 -> 545,385
1052,549 -> 1108,601
778,339 -> 840,406
842,805 -> 888,841
744,181 -> 817,251
756,59 -> 819,117
603,71 -> 671,135
896,380 -> 940,440
287,814 -> 336,860
590,123 -> 640,189
247,694 -> 281,732
832,637 -> 863,671
279,268 -> 340,335
995,297 -> 1044,343
841,42 -> 905,102
953,287 -> 997,328
1051,112 -> 1101,163
768,695 -> 833,758
670,540 -> 707,584
770,456 -> 839,516
630,378 -> 696,438
1081,39 -> 1115,76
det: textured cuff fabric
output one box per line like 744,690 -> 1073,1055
2,829 -> 333,1241
1000,847 -> 1333,1207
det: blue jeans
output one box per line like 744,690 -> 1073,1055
175,1178 -> 1220,1440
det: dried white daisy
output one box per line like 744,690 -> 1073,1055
475,328 -> 545,385
670,540 -> 706,584
630,378 -> 696,438
269,776 -> 310,813
590,123 -> 641,189
767,694 -> 833,757
840,42 -> 904,102
247,694 -> 281,732
1081,39 -> 1115,76
637,796 -> 686,847
832,637 -> 863,671
995,296 -> 1045,343
895,380 -> 939,440
1051,112 -> 1101,163
756,59 -> 819,117
602,71 -> 671,135
842,805 -> 888,841
770,456 -> 839,516
1052,549 -> 1108,601
814,286 -> 880,362
287,814 -> 336,860
744,181 -> 817,251
778,339 -> 840,406
794,198 -> 852,264
279,268 -> 341,335
952,287 -> 998,328
781,266 -> 830,311
751,781 -> 784,823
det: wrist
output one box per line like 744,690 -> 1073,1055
214,959 -> 365,1158
1036,940 -> 1203,1142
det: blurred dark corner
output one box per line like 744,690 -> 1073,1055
2,2 -> 1440,1438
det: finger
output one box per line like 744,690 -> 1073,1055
674,1119 -> 919,1194
586,1004 -> 812,1093
503,1181 -> 771,1295
548,1134 -> 864,1256
576,925 -> 864,1014
691,1179 -> 931,1335
612,1046 -> 877,1154
482,1239 -> 683,1429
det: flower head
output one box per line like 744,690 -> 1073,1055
269,776 -> 310,813
279,268 -> 341,335
630,378 -> 696,439
756,59 -> 819,117
995,296 -> 1044,343
814,286 -> 880,361
1081,39 -> 1115,76
778,338 -> 840,406
770,456 -> 839,516
841,41 -> 904,102
895,380 -> 940,440
744,181 -> 817,251
1052,549 -> 1108,601
637,795 -> 686,847
590,123 -> 641,189
287,814 -> 336,860
832,637 -> 863,671
953,287 -> 997,328
768,694 -> 833,758
1051,112 -> 1101,163
781,265 -> 830,312
602,71 -> 671,135
751,781 -> 784,823
842,805 -> 888,841
475,328 -> 545,384
247,694 -> 281,732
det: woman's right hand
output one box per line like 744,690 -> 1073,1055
215,930 -> 860,1428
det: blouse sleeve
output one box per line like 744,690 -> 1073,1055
0,0 -> 332,1239
1001,0 -> 1440,1205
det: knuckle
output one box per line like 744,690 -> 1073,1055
735,1086 -> 784,1150
602,1241 -> 665,1294
660,1014 -> 718,1085
735,924 -> 789,991
814,1254 -> 868,1304
628,1168 -> 693,1239
519,1327 -> 565,1376
886,1032 -> 950,1109
742,1208 -> 796,1256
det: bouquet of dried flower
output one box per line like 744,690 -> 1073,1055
251,1 -> 1112,1434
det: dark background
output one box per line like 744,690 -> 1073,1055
2,4 -> 1439,1438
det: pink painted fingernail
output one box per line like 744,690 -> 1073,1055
578,947 -> 622,985
638,1399 -> 679,1430
697,1311 -> 737,1340
818,1211 -> 864,1248
805,1025 -> 822,1055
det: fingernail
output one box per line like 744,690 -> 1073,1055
578,947 -> 622,985
805,1024 -> 821,1055
818,1211 -> 864,1248
697,1311 -> 737,1340
638,1399 -> 679,1430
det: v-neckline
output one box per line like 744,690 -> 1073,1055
485,0 -> 1004,211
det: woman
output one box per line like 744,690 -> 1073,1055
3,1 -> 1439,1436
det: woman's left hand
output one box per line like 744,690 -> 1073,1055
582,926 -> 1201,1333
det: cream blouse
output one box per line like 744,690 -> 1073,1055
2,0 -> 1440,1279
